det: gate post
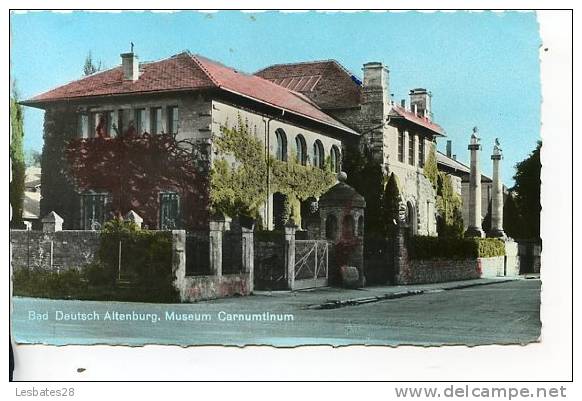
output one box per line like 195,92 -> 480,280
209,213 -> 226,277
240,219 -> 255,293
284,222 -> 297,290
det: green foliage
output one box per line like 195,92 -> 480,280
95,218 -> 178,302
503,192 -> 522,239
83,51 -> 102,76
423,144 -> 439,188
12,268 -> 88,299
409,236 -> 505,260
510,141 -> 541,239
343,143 -> 385,237
477,238 -> 506,258
435,172 -> 464,238
382,172 -> 402,235
10,90 -> 26,228
25,149 -> 42,167
210,115 -> 335,225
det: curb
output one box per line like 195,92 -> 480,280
306,279 -> 515,310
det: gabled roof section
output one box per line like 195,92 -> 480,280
389,104 -> 445,136
437,151 -> 492,182
255,60 -> 362,109
23,52 -> 358,136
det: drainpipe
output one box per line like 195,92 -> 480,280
263,116 -> 274,229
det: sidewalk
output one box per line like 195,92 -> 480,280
253,276 -> 524,310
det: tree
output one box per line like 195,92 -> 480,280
83,51 -> 102,76
382,172 -> 403,235
503,191 -> 523,239
511,141 -> 541,239
10,84 -> 26,228
25,149 -> 42,167
343,143 -> 385,237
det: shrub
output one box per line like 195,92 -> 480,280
98,219 -> 177,301
409,236 -> 505,260
13,268 -> 87,299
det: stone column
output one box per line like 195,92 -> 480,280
465,129 -> 485,238
489,139 -> 506,238
209,214 -> 226,277
42,211 -> 63,233
125,210 -> 143,229
284,222 -> 297,290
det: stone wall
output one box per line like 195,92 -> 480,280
178,274 -> 252,302
171,229 -> 254,302
10,229 -> 100,271
398,258 -> 481,285
479,256 -> 505,278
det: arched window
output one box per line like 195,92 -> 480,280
313,140 -> 325,169
275,129 -> 287,161
295,134 -> 307,165
325,214 -> 338,240
330,145 -> 341,173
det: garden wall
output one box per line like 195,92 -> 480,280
10,229 -> 100,271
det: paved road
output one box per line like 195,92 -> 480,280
12,279 -> 540,347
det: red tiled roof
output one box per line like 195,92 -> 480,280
23,52 -> 358,135
256,60 -> 362,109
389,104 -> 445,136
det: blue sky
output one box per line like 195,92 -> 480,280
10,11 -> 541,185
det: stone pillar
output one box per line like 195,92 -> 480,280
209,214 -> 227,277
125,210 -> 143,229
465,129 -> 485,238
171,230 -> 187,302
284,222 -> 297,290
489,139 -> 506,238
241,222 -> 255,293
42,211 -> 63,233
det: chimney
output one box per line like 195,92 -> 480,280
446,140 -> 452,158
453,154 -> 457,160
362,62 -> 390,107
400,99 -> 406,108
121,51 -> 139,81
409,88 -> 433,121
362,62 -> 390,164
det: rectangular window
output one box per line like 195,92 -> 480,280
118,109 -> 130,136
151,107 -> 162,134
418,137 -> 425,167
90,112 -> 99,137
398,129 -> 404,162
160,192 -> 180,229
408,133 -> 415,165
168,106 -> 179,134
78,114 -> 89,138
81,192 -> 109,230
107,111 -> 116,137
135,109 -> 146,134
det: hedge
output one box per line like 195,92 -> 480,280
409,236 -> 505,260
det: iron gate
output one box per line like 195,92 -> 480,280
293,240 -> 328,289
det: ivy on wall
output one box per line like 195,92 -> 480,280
65,127 -> 209,229
210,115 -> 336,227
424,145 -> 464,238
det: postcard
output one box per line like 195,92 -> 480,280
10,10 -> 544,352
